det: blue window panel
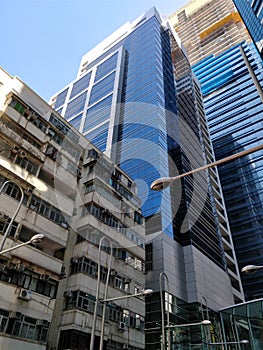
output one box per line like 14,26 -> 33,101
69,114 -> 82,131
64,92 -> 87,120
70,72 -> 92,99
54,88 -> 69,109
85,123 -> 109,152
89,72 -> 116,106
94,52 -> 118,82
83,94 -> 112,133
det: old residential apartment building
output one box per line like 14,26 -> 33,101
0,67 -> 146,350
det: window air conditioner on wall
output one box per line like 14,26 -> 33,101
18,289 -> 31,301
118,321 -> 126,331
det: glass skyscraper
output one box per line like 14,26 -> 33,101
170,0 -> 263,301
50,8 -> 243,348
193,42 -> 263,300
233,0 -> 263,60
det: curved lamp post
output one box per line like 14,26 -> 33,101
0,233 -> 45,256
0,181 -> 24,251
241,265 -> 263,274
101,288 -> 153,303
145,319 -> 211,331
208,339 -> 249,345
150,144 -> 263,191
168,320 -> 211,328
89,236 -> 113,350
159,272 -> 171,350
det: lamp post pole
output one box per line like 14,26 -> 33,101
150,143 -> 263,191
159,272 -> 171,350
89,236 -> 113,350
0,181 -> 24,251
208,339 -> 249,347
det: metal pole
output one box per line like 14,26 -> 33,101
0,181 -> 24,251
202,296 -> 211,348
89,236 -> 112,350
99,239 -> 112,350
151,143 -> 263,190
159,272 -> 171,350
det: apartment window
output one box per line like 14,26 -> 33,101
109,304 -> 122,322
134,211 -> 143,224
14,155 -> 38,176
71,256 -> 98,277
1,180 -> 23,201
84,181 -> 95,194
0,309 -> 9,333
5,312 -> 49,343
29,195 -> 70,228
0,216 -> 18,238
65,290 -> 103,316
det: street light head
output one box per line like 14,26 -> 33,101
240,340 -> 249,344
241,265 -> 262,274
150,177 -> 173,191
142,289 -> 153,295
201,320 -> 211,325
30,234 -> 45,244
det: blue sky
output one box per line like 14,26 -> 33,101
2,0 -> 187,101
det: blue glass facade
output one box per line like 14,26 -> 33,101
233,0 -> 263,60
52,11 -> 224,268
193,42 -> 263,300
50,8 -> 241,349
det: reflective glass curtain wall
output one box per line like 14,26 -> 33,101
193,42 -> 263,300
233,0 -> 263,60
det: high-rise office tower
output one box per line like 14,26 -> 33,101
169,0 -> 252,65
50,8 -> 243,348
232,0 -> 263,60
170,0 -> 263,300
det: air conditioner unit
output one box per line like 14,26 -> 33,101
15,263 -> 25,271
123,345 -> 130,349
19,150 -> 26,158
0,211 -> 5,219
11,145 -> 19,154
18,289 -> 31,301
60,221 -> 69,229
26,187 -> 34,195
70,257 -> 78,264
0,263 -> 5,272
110,270 -> 118,276
10,311 -> 22,319
118,321 -> 126,331
36,319 -> 49,327
63,290 -> 73,299
40,274 -> 50,281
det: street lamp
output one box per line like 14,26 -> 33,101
150,143 -> 263,191
101,289 -> 153,302
241,265 -> 263,274
0,233 -> 45,255
167,320 -> 211,328
145,319 -> 211,332
89,236 -> 113,350
0,180 -> 24,251
159,272 -> 171,350
208,339 -> 249,345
